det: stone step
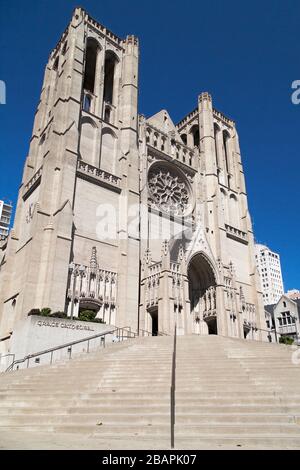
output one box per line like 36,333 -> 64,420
174,436 -> 300,450
1,404 -> 300,415
1,422 -> 300,436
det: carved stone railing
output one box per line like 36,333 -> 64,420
77,160 -> 121,191
225,224 -> 248,245
145,123 -> 195,168
23,166 -> 43,199
176,107 -> 198,130
213,108 -> 234,127
87,14 -> 123,45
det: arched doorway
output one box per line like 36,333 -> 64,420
188,253 -> 217,335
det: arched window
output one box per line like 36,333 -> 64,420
223,130 -> 230,178
83,94 -> 91,112
229,194 -> 239,228
100,128 -> 117,174
39,133 -> 46,146
181,133 -> 187,145
190,125 -> 199,148
62,41 -> 67,55
104,106 -> 111,123
83,38 -> 99,94
214,123 -> 220,169
146,128 -> 151,144
103,51 -> 118,105
53,57 -> 59,71
79,117 -> 98,166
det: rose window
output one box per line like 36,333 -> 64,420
148,164 -> 191,215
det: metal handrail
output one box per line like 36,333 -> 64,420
137,328 -> 169,337
5,326 -> 136,372
170,323 -> 177,449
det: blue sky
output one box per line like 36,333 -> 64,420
0,0 -> 299,290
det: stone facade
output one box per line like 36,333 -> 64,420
0,7 -> 267,354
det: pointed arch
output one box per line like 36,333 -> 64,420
229,193 -> 239,228
79,116 -> 98,165
190,124 -> 199,148
103,50 -> 120,107
214,123 -> 221,170
83,37 -> 101,94
220,188 -> 229,222
100,127 -> 117,174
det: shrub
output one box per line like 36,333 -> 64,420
92,318 -> 105,324
279,336 -> 294,345
50,311 -> 67,319
40,307 -> 51,317
78,310 -> 97,322
28,308 -> 41,316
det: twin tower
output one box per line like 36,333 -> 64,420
0,8 -> 266,352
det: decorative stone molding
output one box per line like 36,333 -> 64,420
225,223 -> 248,245
23,166 -> 43,200
77,160 -> 121,192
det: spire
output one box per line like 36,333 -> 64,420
161,240 -> 170,269
90,246 -> 98,274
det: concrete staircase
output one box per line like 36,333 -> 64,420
0,335 -> 300,449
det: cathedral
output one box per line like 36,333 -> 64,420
0,7 -> 266,353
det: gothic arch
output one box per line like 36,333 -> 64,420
188,251 -> 218,287
81,116 -> 98,128
229,193 -> 239,228
214,123 -> 221,169
103,50 -> 120,107
79,116 -> 98,165
83,38 -> 101,94
100,127 -> 117,174
188,251 -> 218,335
190,124 -> 199,148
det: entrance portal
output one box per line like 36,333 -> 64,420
149,309 -> 158,336
188,253 -> 217,335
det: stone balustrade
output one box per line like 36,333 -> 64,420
145,124 -> 195,168
77,160 -> 121,191
225,223 -> 248,244
23,166 -> 43,199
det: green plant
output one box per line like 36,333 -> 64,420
78,310 -> 97,322
279,336 -> 294,345
92,318 -> 105,324
40,307 -> 51,317
50,311 -> 67,318
27,308 -> 41,316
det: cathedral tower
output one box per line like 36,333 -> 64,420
0,8 -> 140,346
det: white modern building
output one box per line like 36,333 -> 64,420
255,244 -> 284,305
0,200 -> 12,239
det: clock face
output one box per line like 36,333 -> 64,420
148,162 -> 192,216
